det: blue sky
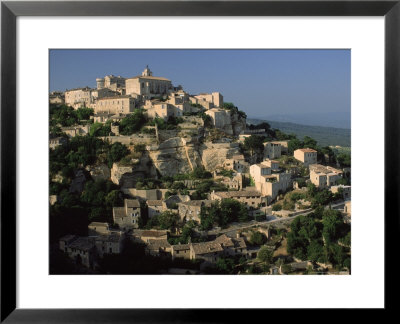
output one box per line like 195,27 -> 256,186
50,49 -> 350,128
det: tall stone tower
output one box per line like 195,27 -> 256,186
142,65 -> 153,77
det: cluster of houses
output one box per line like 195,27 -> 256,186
53,67 -> 351,271
59,219 -> 251,269
51,66 -> 232,134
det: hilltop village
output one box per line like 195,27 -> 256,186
50,67 -> 351,275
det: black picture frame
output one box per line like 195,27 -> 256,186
1,0 -> 399,322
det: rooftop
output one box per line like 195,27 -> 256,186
309,164 -> 343,175
68,237 -> 94,252
113,207 -> 126,219
178,200 -> 213,207
147,200 -> 163,207
146,239 -> 171,250
127,75 -> 171,81
98,95 -> 133,100
172,244 -> 191,251
296,148 -> 317,153
125,199 -> 140,208
191,242 -> 224,255
88,222 -> 109,227
213,190 -> 262,199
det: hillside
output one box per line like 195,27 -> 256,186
247,118 -> 351,147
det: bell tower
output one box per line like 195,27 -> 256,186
142,65 -> 153,77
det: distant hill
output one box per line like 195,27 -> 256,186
247,118 -> 351,147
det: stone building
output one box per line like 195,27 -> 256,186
88,222 -> 110,236
171,244 -> 191,260
262,159 -> 280,171
61,124 -> 91,137
184,234 -> 247,264
177,200 -> 213,223
96,75 -> 126,93
144,101 -> 181,120
146,200 -> 164,218
294,148 -> 318,166
112,199 -> 141,230
250,162 -> 272,183
49,137 -> 67,149
331,185 -> 351,200
264,142 -> 282,159
65,87 -> 94,109
205,108 -> 231,130
94,232 -> 124,257
95,95 -> 136,114
130,229 -> 169,244
59,235 -> 95,268
210,190 -> 267,209
309,164 -> 343,188
145,239 -> 171,256
49,91 -> 65,105
250,161 -> 292,203
270,140 -> 289,154
125,66 -> 172,98
93,112 -> 114,124
193,92 -> 223,109
223,154 -> 249,173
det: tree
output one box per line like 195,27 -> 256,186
244,135 -> 265,158
108,142 -> 129,167
288,138 -> 303,154
303,136 -> 317,149
307,240 -> 325,263
158,211 -> 179,231
257,246 -> 274,264
119,109 -> 147,135
249,231 -> 267,246
322,209 -> 343,243
76,107 -> 94,120
337,153 -> 351,167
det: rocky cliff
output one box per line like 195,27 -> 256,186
147,137 -> 203,177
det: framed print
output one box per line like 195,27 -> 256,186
1,0 -> 399,322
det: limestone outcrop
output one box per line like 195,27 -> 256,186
86,163 -> 110,182
147,137 -> 202,176
200,142 -> 242,171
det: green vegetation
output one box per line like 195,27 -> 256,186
49,178 -> 121,242
249,231 -> 267,246
222,102 -> 247,119
119,109 -> 147,135
257,246 -> 274,264
145,210 -> 180,231
286,209 -> 350,270
148,116 -> 184,130
243,135 -> 265,158
199,199 -> 248,230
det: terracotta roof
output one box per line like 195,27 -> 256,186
297,148 -> 317,153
